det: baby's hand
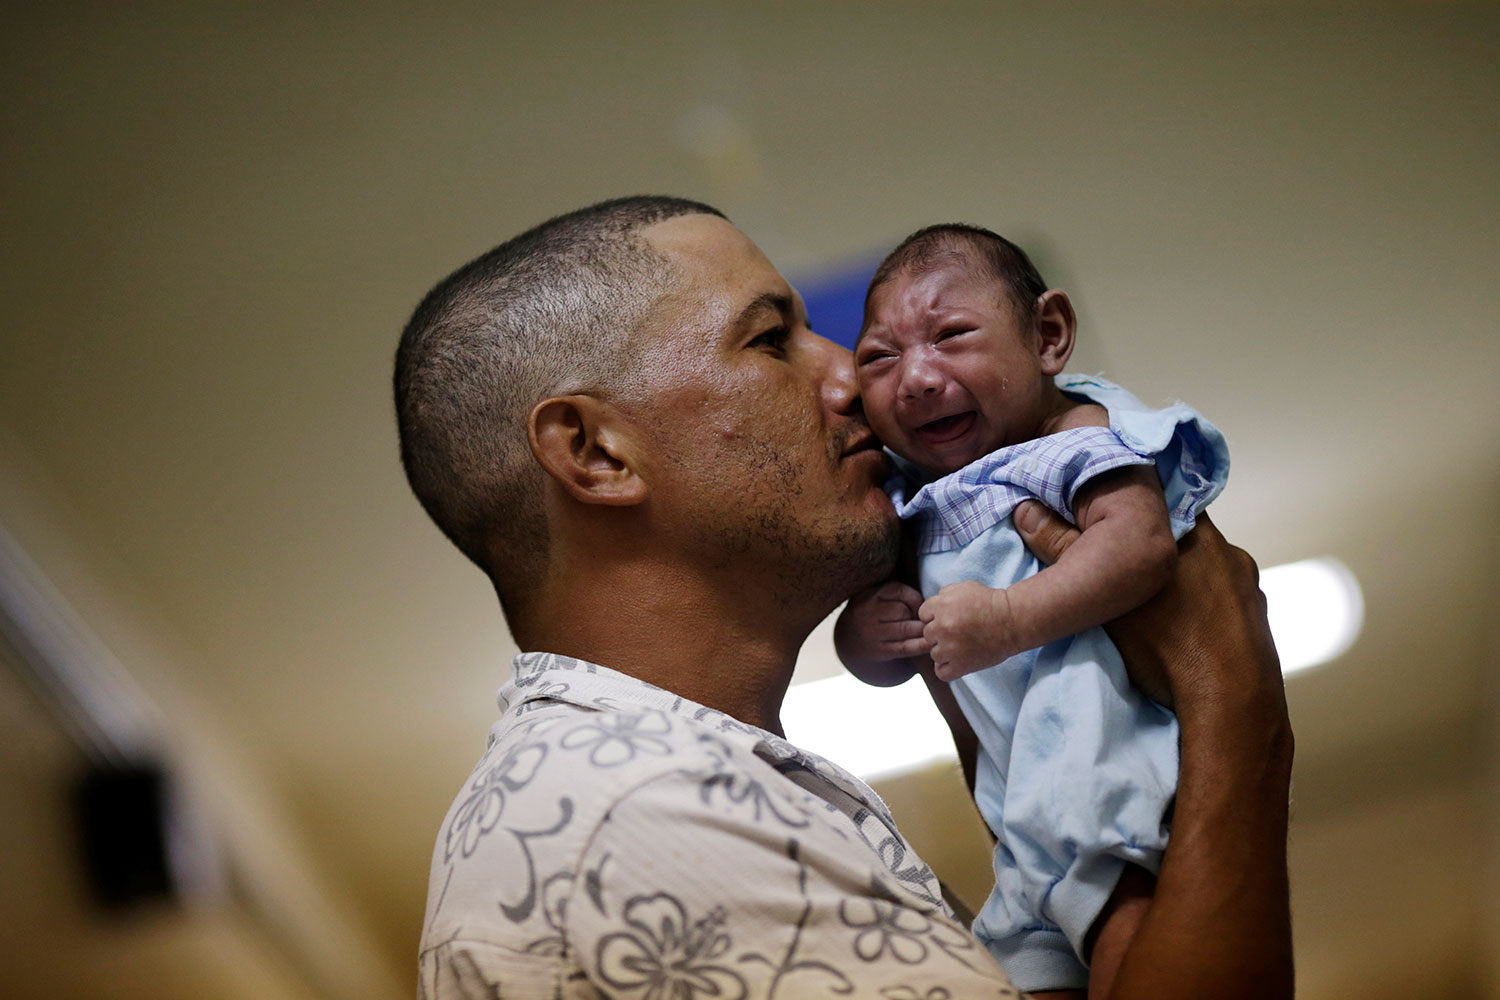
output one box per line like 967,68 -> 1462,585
834,582 -> 931,678
920,581 -> 1021,681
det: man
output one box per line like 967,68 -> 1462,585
395,196 -> 1294,999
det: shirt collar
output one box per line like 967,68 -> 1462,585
500,650 -> 899,824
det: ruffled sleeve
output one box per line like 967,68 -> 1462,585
888,427 -> 1155,554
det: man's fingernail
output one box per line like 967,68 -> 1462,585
1015,502 -> 1042,533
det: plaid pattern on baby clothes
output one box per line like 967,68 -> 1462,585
887,426 -> 1154,555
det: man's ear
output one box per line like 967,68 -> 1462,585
1033,289 -> 1078,376
528,395 -> 647,507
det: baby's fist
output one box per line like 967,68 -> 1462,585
919,581 -> 1021,681
835,581 -> 931,668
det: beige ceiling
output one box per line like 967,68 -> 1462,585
1,3 -> 1497,998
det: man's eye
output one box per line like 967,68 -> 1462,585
856,351 -> 894,367
751,326 -> 790,353
937,327 -> 974,342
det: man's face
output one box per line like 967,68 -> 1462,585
856,262 -> 1050,477
621,214 -> 899,607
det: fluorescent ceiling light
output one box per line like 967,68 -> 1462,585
780,673 -> 952,783
784,556 -> 1362,780
1260,557 -> 1363,676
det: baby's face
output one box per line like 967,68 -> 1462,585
855,262 -> 1051,477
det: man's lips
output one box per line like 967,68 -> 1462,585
839,430 -> 892,477
912,411 -> 976,447
839,428 -> 883,458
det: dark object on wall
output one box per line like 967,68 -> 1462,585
74,759 -> 177,909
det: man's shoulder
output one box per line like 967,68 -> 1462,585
419,698 -> 816,959
416,694 -> 998,998
435,698 -> 743,861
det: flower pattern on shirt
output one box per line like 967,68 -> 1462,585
511,678 -> 573,716
522,869 -> 575,957
693,733 -> 813,829
839,898 -> 933,964
559,710 -> 673,767
597,893 -> 748,1000
445,740 -> 546,860
419,652 -> 1021,998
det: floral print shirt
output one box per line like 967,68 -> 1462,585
418,651 -> 1022,999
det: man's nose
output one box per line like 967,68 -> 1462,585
811,333 -> 860,415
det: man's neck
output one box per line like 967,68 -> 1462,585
523,560 -> 814,735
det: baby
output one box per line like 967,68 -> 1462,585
836,224 -> 1229,995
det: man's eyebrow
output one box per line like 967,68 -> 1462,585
733,291 -> 793,330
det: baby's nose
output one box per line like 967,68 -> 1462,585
900,361 -> 943,398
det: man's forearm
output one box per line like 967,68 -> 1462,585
1108,690 -> 1294,1000
1101,520 -> 1295,1000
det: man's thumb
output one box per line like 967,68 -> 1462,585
1013,500 -> 1080,566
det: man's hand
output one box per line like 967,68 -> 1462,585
834,582 -> 930,686
1011,500 -> 1280,713
919,580 -> 1020,681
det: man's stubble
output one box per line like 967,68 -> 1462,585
672,424 -> 900,614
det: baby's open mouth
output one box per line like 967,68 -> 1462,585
914,411 -> 976,445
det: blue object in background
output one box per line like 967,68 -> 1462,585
795,257 -> 880,350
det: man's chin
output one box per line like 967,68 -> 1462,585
768,500 -> 900,613
840,507 -> 902,595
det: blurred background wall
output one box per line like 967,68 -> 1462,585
1,3 -> 1496,997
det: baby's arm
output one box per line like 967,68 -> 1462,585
921,465 -> 1177,681
834,581 -> 931,686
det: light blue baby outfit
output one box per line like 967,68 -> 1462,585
888,373 -> 1230,992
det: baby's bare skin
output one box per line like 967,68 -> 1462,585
843,258 -> 1178,681
841,245 -> 1187,997
920,461 -> 1175,679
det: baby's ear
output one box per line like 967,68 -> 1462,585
1033,289 -> 1077,375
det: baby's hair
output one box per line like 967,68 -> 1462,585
865,223 -> 1049,331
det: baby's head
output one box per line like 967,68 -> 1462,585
855,224 -> 1078,477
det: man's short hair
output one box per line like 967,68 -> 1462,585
865,223 -> 1049,330
394,195 -> 725,621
